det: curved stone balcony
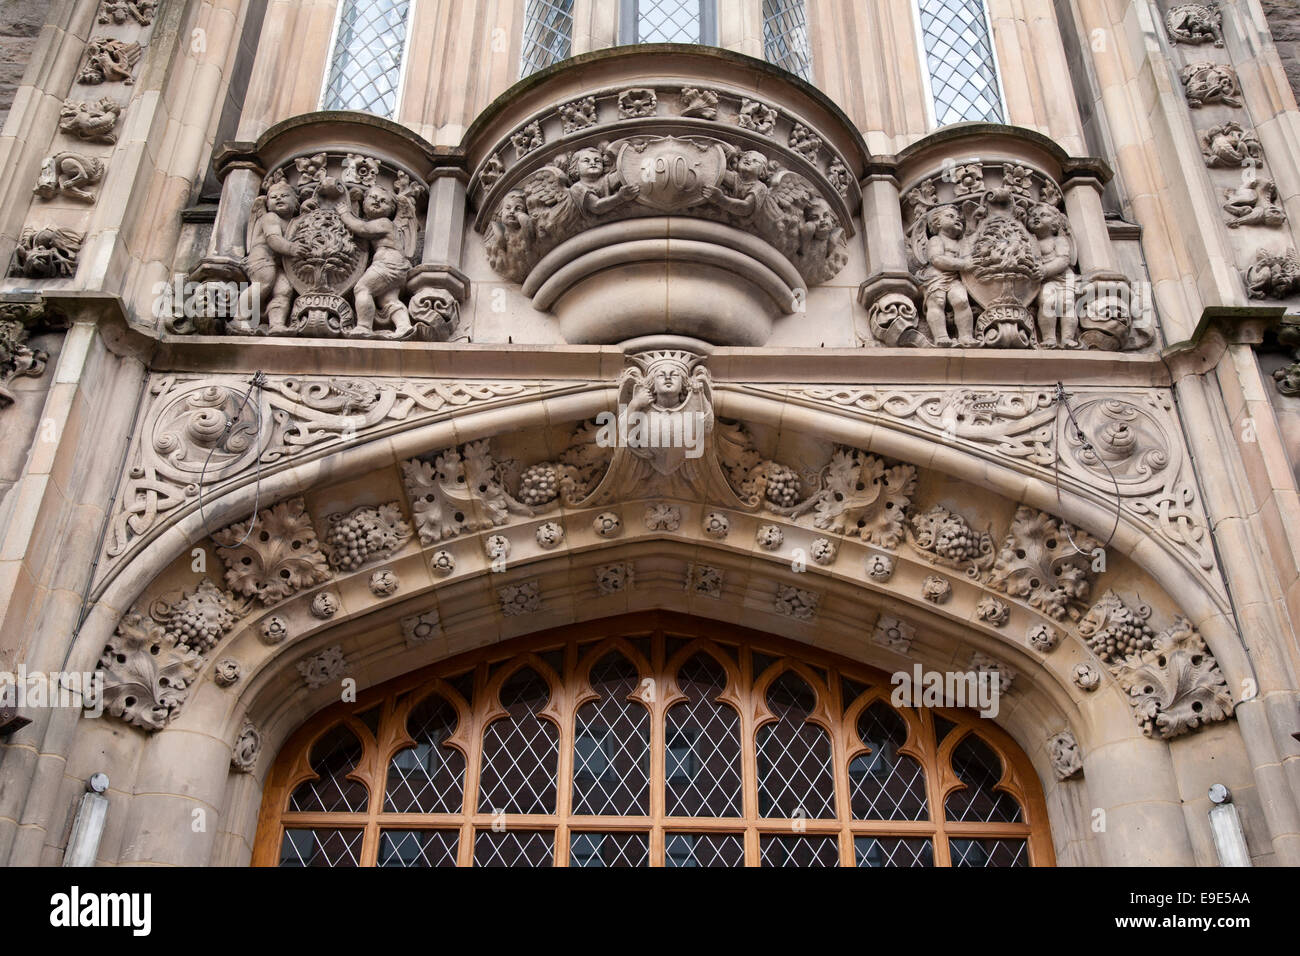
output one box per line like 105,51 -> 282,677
463,46 -> 868,347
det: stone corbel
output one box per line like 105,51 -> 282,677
856,163 -> 923,346
405,165 -> 472,342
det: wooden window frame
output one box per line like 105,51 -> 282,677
253,611 -> 1054,867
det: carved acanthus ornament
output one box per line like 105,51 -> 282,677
987,506 -> 1101,621
889,162 -> 1149,351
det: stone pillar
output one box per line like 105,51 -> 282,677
405,165 -> 471,342
856,166 -> 922,346
189,144 -> 263,287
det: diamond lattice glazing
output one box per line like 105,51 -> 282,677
321,0 -> 411,116
763,0 -> 811,81
916,0 -> 1004,125
520,0 -> 574,77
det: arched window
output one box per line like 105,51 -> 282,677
255,614 -> 1052,866
520,0 -> 574,78
620,0 -> 718,46
763,0 -> 812,82
914,0 -> 1005,126
320,0 -> 413,117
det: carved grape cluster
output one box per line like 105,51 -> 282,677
169,604 -> 229,654
324,504 -> 409,572
1086,618 -> 1155,663
934,523 -> 981,563
764,463 -> 801,508
518,463 -> 560,506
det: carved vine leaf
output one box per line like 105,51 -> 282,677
986,505 -> 1101,621
1110,619 -> 1234,739
149,577 -> 245,654
213,497 -> 332,605
403,440 -> 535,546
98,614 -> 204,732
324,501 -> 413,571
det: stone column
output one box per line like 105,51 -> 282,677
405,165 -> 471,342
1064,170 -> 1137,350
189,144 -> 263,286
856,165 -> 922,346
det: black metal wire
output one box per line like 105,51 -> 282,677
1053,382 -> 1121,556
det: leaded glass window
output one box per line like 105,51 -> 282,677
915,0 -> 1005,126
621,0 -> 717,46
520,0 -> 574,78
763,0 -> 811,82
260,615 -> 1051,866
320,0 -> 411,117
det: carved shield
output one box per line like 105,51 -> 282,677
615,137 -> 727,212
284,198 -> 368,296
959,215 -> 1040,307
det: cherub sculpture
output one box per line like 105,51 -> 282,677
703,149 -> 773,220
329,172 -> 424,338
1026,204 -> 1079,347
915,204 -> 978,347
238,171 -> 304,332
567,146 -> 639,219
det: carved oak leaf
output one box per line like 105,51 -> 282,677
986,506 -> 1100,620
213,497 -> 331,605
99,614 -> 205,731
1111,618 -> 1234,739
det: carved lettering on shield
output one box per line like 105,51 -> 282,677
616,136 -> 727,212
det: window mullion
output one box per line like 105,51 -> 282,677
553,641 -> 578,866
739,644 -> 761,866
826,667 -> 855,866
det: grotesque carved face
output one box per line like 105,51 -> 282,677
363,186 -> 397,219
571,148 -> 605,181
650,363 -> 686,406
266,181 -> 298,217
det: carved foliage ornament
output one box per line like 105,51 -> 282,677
213,497 -> 331,605
987,506 -> 1101,621
324,502 -> 412,571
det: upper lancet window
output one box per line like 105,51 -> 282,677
914,0 -> 1005,126
320,0 -> 412,117
763,0 -> 812,81
621,0 -> 718,45
520,0 -> 575,77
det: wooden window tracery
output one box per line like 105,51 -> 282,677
255,613 -> 1053,867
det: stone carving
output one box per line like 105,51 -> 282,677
98,0 -> 157,25
908,504 -> 995,577
1223,173 -> 1286,228
1166,4 -> 1223,46
1245,248 -> 1300,298
34,152 -> 105,203
1200,122 -> 1261,167
402,440 -> 533,545
595,562 -> 633,594
535,521 -> 564,548
406,287 -> 469,343
686,563 -> 723,598
975,596 -> 1010,626
1111,618 -> 1233,738
756,524 -> 784,550
260,616 -> 289,645
401,609 -> 439,646
900,163 -> 1145,350
231,720 -> 262,773
479,153 -> 505,189
921,574 -> 952,604
774,585 -> 819,620
310,591 -> 340,619
10,227 -> 82,278
499,580 -> 541,616
737,98 -> 777,134
827,158 -> 852,198
810,538 -> 836,565
1078,590 -> 1156,664
59,97 -> 122,144
298,645 -> 348,689
1047,730 -> 1083,779
103,377 -> 532,563
679,87 -> 719,119
594,512 -> 623,537
98,613 -> 204,731
703,511 -> 730,539
148,577 -> 242,654
559,96 -> 598,133
1027,622 -> 1061,652
618,88 -> 657,117
873,615 -> 915,652
987,506 -> 1101,621
431,550 -> 455,575
789,123 -> 823,161
213,497 -> 331,605
971,651 -> 1015,692
644,503 -> 682,531
1180,62 -> 1242,107
516,421 -> 613,508
602,350 -> 715,487
213,659 -> 241,687
865,553 -> 895,581
511,121 -> 544,158
484,533 -> 511,560
0,303 -> 51,406
324,502 -> 412,571
1072,662 -> 1101,691
78,38 -> 142,84
481,134 -> 848,285
368,569 -> 399,596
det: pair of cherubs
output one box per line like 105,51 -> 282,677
920,203 -> 1078,348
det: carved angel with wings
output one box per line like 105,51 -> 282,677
617,350 -> 714,479
330,172 -> 425,338
239,170 -> 304,332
